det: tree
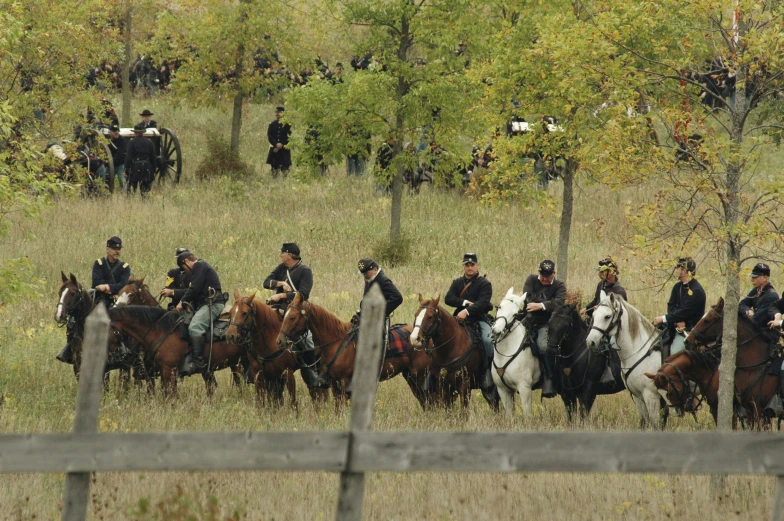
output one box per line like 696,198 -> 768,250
288,0 -> 485,243
154,0 -> 294,155
585,0 -> 784,430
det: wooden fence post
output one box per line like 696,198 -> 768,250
334,284 -> 386,521
772,476 -> 784,521
62,305 -> 110,521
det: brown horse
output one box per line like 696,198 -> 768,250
116,276 -> 160,307
54,272 -> 95,378
411,295 -> 499,411
275,292 -> 432,409
226,290 -> 308,407
645,348 -> 720,423
107,305 -> 244,396
647,297 -> 780,429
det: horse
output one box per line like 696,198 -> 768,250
226,290 -> 305,407
676,297 -> 781,429
586,292 -> 666,429
54,272 -> 95,378
115,276 -> 160,307
275,292 -> 432,409
645,348 -> 720,423
547,302 -> 626,421
107,305 -> 243,396
489,288 -> 539,417
412,294 -> 500,412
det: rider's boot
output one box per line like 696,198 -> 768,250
56,343 -> 74,364
180,337 -> 206,377
541,348 -> 558,399
299,348 -> 330,389
766,376 -> 784,417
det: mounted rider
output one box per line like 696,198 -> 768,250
653,256 -> 706,355
262,242 -> 328,389
444,252 -> 497,394
523,259 -> 567,398
57,236 -> 131,364
739,263 -> 780,347
585,257 -> 627,384
176,250 -> 226,376
160,247 -> 192,310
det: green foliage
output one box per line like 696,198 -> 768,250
194,135 -> 254,180
0,257 -> 42,306
129,485 -> 244,521
373,234 -> 412,268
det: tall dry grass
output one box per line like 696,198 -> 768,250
0,97 -> 779,520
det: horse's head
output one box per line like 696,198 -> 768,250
276,292 -> 310,349
55,271 -> 86,324
645,352 -> 697,418
227,289 -> 257,344
115,276 -> 149,306
684,297 -> 724,349
491,288 -> 526,342
547,302 -> 578,353
586,292 -> 624,353
411,293 -> 442,348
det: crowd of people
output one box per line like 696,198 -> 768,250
55,235 -> 784,402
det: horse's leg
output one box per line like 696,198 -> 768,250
519,383 -> 533,418
561,392 -> 577,423
202,371 -> 217,397
120,367 -> 131,392
160,366 -> 177,397
579,389 -> 598,421
496,382 -> 516,417
641,390 -> 662,430
630,394 -> 648,429
460,373 -> 471,409
285,368 -> 297,411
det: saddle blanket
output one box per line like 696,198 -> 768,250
386,326 -> 410,358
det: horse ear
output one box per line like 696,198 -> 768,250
137,275 -> 145,285
69,273 -> 78,285
434,293 -> 441,305
716,297 -> 724,311
644,372 -> 656,381
247,290 -> 257,301
61,271 -> 68,283
418,293 -> 424,304
600,290 -> 608,301
506,287 -> 514,297
234,289 -> 241,302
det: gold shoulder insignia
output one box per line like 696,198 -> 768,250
122,263 -> 129,268
189,282 -> 192,287
165,276 -> 174,286
97,258 -> 103,266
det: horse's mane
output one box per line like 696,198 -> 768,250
618,298 -> 655,339
551,303 -> 586,332
683,347 -> 721,370
308,301 -> 352,335
251,296 -> 279,325
109,305 -> 180,330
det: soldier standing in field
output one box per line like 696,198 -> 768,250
266,106 -> 292,178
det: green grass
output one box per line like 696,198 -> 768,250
0,97 -> 779,520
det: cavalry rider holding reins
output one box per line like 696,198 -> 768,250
160,247 -> 192,310
176,250 -> 225,376
263,242 -> 329,390
584,256 -> 627,384
523,259 -> 567,398
739,263 -> 780,346
653,256 -> 706,355
444,252 -> 497,396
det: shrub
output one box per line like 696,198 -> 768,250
372,235 -> 412,267
194,135 -> 254,180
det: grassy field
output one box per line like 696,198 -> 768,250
0,97 -> 777,520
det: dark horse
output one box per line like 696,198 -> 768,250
411,294 -> 500,412
645,348 -> 720,423
54,272 -> 95,378
547,303 -> 625,420
108,305 -> 244,396
648,297 -> 780,429
275,292 -> 433,409
226,290 -> 326,407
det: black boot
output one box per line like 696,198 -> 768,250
541,348 -> 557,398
56,343 -> 74,364
180,337 -> 206,377
299,349 -> 329,389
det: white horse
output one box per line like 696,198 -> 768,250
490,288 -> 540,417
585,292 -> 664,429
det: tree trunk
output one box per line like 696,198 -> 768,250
121,0 -> 132,127
230,88 -> 243,155
389,14 -> 411,242
556,160 -> 575,284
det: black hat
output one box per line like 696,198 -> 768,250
132,123 -> 146,134
462,252 -> 478,265
597,257 -> 619,274
676,256 -> 697,274
539,259 -> 555,276
175,247 -> 190,256
280,242 -> 300,256
176,250 -> 193,267
751,263 -> 770,277
139,109 -> 154,116
108,124 -> 120,133
107,236 -> 122,249
335,62 -> 343,67
358,258 -> 378,274
275,106 -> 285,113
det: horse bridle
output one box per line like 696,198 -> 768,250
590,301 -> 624,347
492,301 -> 526,344
56,284 -> 86,326
278,301 -> 311,344
229,299 -> 258,343
413,305 -> 453,354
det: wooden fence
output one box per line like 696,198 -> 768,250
2,287 -> 784,521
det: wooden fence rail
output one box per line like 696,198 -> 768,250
1,287 -> 783,521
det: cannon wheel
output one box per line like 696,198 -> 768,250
99,142 -> 115,193
158,127 -> 182,184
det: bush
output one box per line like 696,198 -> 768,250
128,485 -> 244,521
194,135 -> 254,180
372,235 -> 412,267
